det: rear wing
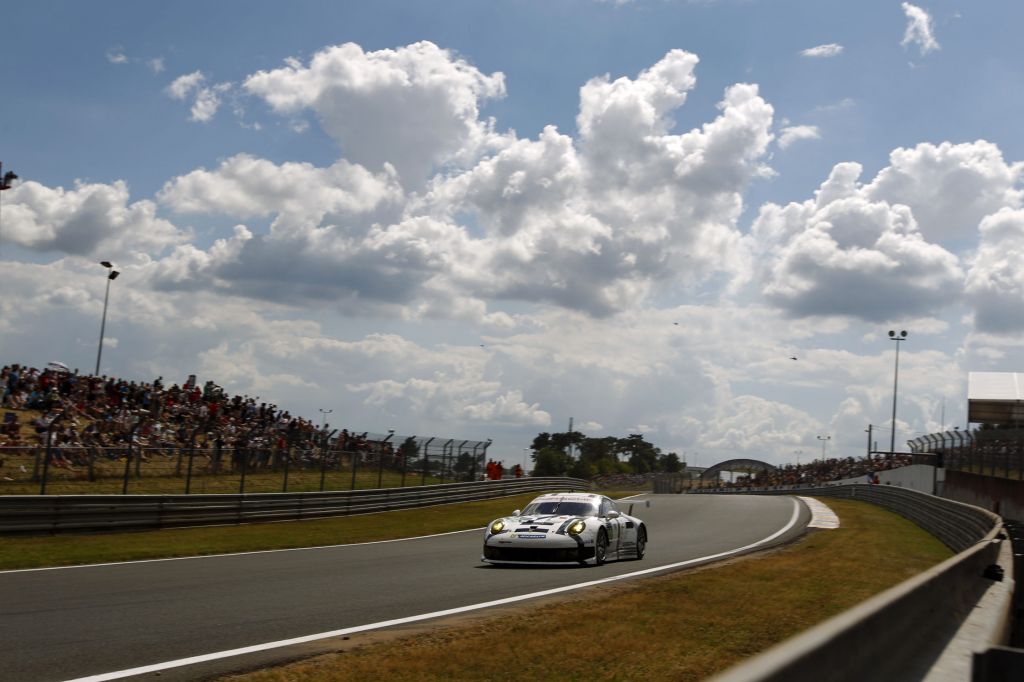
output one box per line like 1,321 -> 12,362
615,499 -> 650,516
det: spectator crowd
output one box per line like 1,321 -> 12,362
0,362 -> 386,472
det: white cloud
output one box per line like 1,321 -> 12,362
149,46 -> 775,318
165,72 -> 229,123
965,209 -> 1024,333
106,49 -> 128,65
752,162 -> 964,321
864,141 -> 1023,243
190,82 -> 231,123
901,3 -> 940,55
1,180 -> 187,258
244,41 -> 509,187
778,125 -> 821,149
800,44 -> 843,58
148,58 -> 166,74
166,71 -> 205,100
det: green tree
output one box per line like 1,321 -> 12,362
531,447 -> 574,476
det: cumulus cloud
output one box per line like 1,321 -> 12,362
1,180 -> 187,258
778,125 -> 820,149
800,44 -> 843,58
148,58 -> 165,74
864,141 -> 1023,244
965,209 -> 1024,333
901,3 -> 940,55
165,71 -> 230,122
149,45 -> 775,318
751,139 -> 1024,322
752,162 -> 963,321
244,41 -> 509,187
166,71 -> 205,100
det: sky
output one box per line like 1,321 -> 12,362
2,0 -> 1023,470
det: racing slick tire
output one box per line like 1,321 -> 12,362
634,525 -> 647,560
593,528 -> 609,566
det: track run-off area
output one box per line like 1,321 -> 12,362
0,494 -> 810,681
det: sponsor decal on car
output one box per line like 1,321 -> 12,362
513,534 -> 546,539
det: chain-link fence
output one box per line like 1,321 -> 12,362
0,432 -> 493,495
908,428 -> 1024,481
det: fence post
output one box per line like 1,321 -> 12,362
39,412 -> 64,495
350,447 -> 359,490
87,447 -> 96,482
282,447 -> 291,493
422,446 -> 429,486
122,416 -> 145,494
185,427 -> 200,495
239,447 -> 248,495
319,439 -> 328,492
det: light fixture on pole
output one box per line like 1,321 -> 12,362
887,330 -> 908,456
793,450 -> 803,467
318,408 -> 333,430
0,161 -> 18,257
95,261 -> 120,376
817,435 -> 830,462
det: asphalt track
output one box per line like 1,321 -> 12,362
0,493 -> 809,681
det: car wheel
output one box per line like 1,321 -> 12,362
594,528 -> 608,566
634,525 -> 646,560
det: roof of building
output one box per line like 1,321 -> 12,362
968,372 -> 1024,424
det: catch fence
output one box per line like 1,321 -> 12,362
908,428 -> 1024,480
0,432 -> 493,495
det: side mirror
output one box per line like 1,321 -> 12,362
512,509 -> 521,516
606,510 -> 621,519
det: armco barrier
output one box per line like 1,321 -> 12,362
701,484 -> 1010,682
0,477 -> 590,534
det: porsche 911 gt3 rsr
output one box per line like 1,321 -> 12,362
482,492 -> 648,566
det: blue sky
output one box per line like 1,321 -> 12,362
2,1 -> 1023,468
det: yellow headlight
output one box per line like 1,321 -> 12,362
490,520 -> 505,534
568,520 -> 586,535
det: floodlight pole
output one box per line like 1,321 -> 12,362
888,330 -> 908,456
96,262 -> 120,375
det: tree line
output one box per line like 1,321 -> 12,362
529,431 -> 682,478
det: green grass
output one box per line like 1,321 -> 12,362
0,462 -> 445,496
0,492 -> 542,570
222,498 -> 952,682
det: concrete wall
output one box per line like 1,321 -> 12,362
830,464 -> 944,494
943,470 -> 1024,522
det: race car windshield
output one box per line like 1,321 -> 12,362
521,501 -> 598,517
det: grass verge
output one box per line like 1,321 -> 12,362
222,498 -> 952,682
0,492 -> 543,570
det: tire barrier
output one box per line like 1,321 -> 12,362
0,477 -> 590,535
700,485 -> 1011,682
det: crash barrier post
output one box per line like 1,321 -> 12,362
700,485 -> 1012,682
0,476 -> 591,535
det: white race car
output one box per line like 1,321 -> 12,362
482,492 -> 648,566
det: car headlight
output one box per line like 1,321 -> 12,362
489,520 -> 506,534
567,520 -> 586,535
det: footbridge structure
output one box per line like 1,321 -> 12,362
699,458 -> 777,481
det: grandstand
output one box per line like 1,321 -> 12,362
0,362 -> 490,495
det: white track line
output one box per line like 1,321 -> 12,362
66,497 -> 801,682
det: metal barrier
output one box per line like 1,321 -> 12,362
0,476 -> 590,534
699,485 -> 1010,682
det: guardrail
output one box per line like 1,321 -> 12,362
0,477 -> 590,535
699,484 -> 1011,682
